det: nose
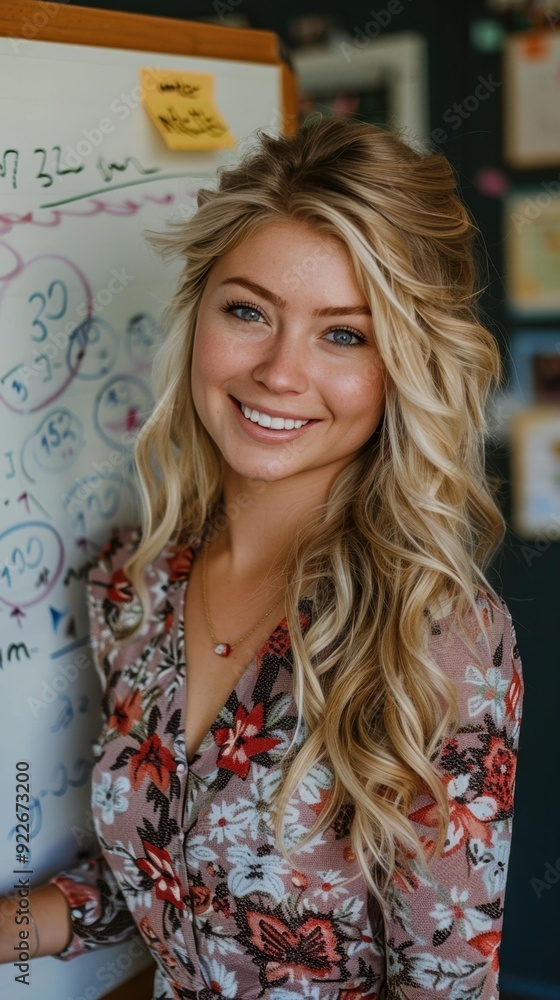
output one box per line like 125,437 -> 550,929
251,328 -> 310,394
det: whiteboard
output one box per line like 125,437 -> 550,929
0,34 -> 282,999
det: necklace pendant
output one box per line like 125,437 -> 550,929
214,642 -> 231,657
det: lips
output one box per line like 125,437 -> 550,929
228,393 -> 319,441
231,396 -> 315,423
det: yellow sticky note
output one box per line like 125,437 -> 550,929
140,68 -> 236,151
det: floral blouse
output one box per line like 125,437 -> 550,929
50,523 -> 524,1000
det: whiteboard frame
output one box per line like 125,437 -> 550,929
0,0 -> 298,134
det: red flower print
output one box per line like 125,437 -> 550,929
468,930 -> 501,972
212,895 -> 231,918
505,663 -> 522,722
166,546 -> 194,583
136,840 -> 187,909
246,910 -> 342,982
291,871 -> 308,889
189,884 -> 211,915
138,916 -> 159,947
108,689 -> 143,735
53,877 -> 100,913
107,566 -> 134,604
213,702 -> 281,778
129,733 -> 177,792
483,736 -> 516,812
337,987 -> 376,999
410,773 -> 498,855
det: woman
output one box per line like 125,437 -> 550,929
0,115 -> 523,999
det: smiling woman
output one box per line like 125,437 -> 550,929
0,114 -> 524,1000
189,218 -> 385,479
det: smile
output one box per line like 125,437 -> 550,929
238,399 -> 310,429
229,395 -> 320,440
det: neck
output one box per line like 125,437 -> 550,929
207,464 -> 342,579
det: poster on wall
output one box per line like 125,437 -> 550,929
509,406 -> 560,538
503,189 -> 560,316
503,29 -> 560,167
510,330 -> 560,403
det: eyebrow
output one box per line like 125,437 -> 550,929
218,276 -> 372,317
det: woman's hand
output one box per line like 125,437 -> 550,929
0,884 -> 73,962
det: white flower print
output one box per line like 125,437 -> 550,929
312,869 -> 350,903
115,840 -> 153,911
481,840 -> 511,897
226,843 -> 290,899
298,762 -> 334,806
236,765 -> 300,840
184,834 -> 218,871
121,659 -> 151,688
199,955 -> 238,998
206,799 -> 247,845
92,772 -> 130,825
193,917 -> 243,957
430,885 -> 492,941
465,664 -> 510,725
172,732 -> 186,764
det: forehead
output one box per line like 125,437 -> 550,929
206,219 -> 362,297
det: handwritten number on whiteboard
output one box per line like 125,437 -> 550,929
0,149 -> 19,189
40,413 -> 78,456
29,280 -> 68,341
86,485 -> 120,521
2,537 -> 44,588
50,758 -> 91,796
34,148 -> 54,188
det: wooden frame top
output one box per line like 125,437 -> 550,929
0,0 -> 279,62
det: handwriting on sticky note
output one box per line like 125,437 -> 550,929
140,68 -> 236,151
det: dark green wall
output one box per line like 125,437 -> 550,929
66,1 -> 560,994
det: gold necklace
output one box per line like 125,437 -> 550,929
201,542 -> 286,657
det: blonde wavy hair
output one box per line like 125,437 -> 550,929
112,115 -> 505,912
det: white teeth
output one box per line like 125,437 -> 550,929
240,402 -> 309,430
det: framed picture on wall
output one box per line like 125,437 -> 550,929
510,330 -> 560,403
291,31 -> 429,152
509,406 -> 560,538
503,189 -> 560,316
503,29 -> 560,167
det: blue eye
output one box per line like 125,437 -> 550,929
222,300 -> 265,322
221,299 -> 367,348
323,328 -> 367,348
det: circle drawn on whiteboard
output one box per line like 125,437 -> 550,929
64,473 -> 135,543
0,241 -> 24,282
126,312 -> 161,365
21,408 -> 84,483
0,521 -> 64,613
69,316 -> 119,380
0,255 -> 92,414
94,375 -> 152,448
